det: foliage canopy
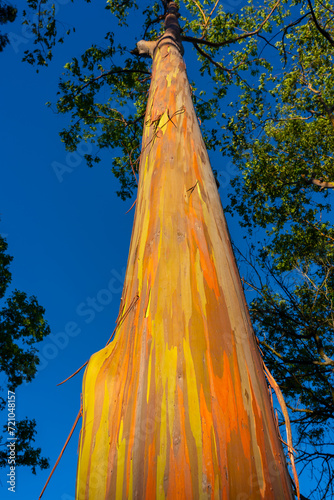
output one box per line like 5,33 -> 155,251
0,234 -> 50,473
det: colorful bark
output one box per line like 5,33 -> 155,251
76,4 -> 294,499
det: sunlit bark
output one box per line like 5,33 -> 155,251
76,3 -> 293,498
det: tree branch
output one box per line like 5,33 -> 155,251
201,0 -> 220,38
75,68 -> 150,96
193,42 -> 232,74
306,0 -> 334,47
302,174 -> 334,190
182,0 -> 281,48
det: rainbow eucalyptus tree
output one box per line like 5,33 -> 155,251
75,2 -> 294,498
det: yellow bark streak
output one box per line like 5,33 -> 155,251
116,420 -> 126,497
157,386 -> 167,498
183,338 -> 203,495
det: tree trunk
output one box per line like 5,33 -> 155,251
75,3 -> 293,498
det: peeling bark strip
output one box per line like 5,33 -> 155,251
76,2 -> 294,499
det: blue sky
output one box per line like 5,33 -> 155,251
0,1 -> 320,499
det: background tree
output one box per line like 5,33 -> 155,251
0,233 -> 50,473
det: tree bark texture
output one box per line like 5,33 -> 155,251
75,4 -> 294,499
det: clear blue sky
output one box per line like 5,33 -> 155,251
0,1 -> 317,499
